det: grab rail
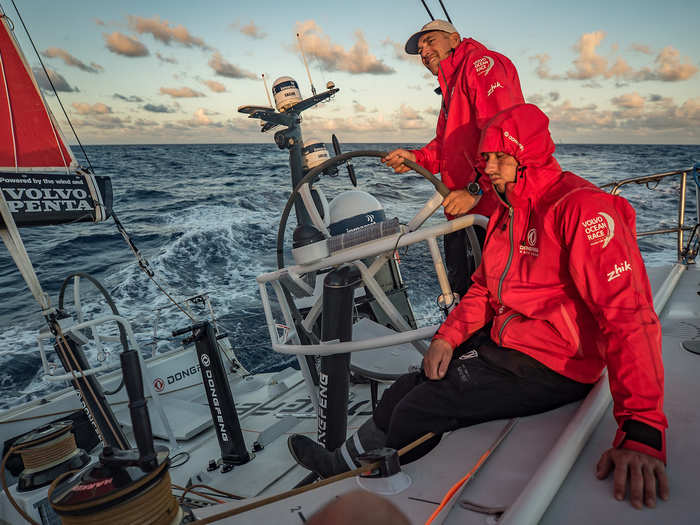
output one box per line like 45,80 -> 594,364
600,166 -> 700,263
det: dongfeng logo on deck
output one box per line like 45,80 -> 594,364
581,212 -> 615,248
153,378 -> 165,392
201,353 -> 211,367
473,56 -> 494,76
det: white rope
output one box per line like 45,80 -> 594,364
0,189 -> 50,313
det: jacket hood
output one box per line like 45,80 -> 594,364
477,103 -> 562,206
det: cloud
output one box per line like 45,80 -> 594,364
159,87 -> 205,98
41,48 -> 103,73
530,53 -> 561,80
127,16 -> 210,50
648,93 -> 664,102
545,97 -> 700,139
239,21 -> 267,39
294,20 -> 394,75
534,32 -> 697,83
156,52 -> 178,64
611,92 -> 646,109
113,93 -> 143,102
32,67 -> 77,92
652,46 -> 698,81
396,104 -> 430,130
76,115 -> 129,130
94,18 -> 106,26
202,79 -> 227,92
381,38 -> 422,65
208,52 -> 257,79
567,31 -> 608,80
143,103 -> 175,113
353,101 -> 367,112
104,32 -> 149,57
549,91 -> 560,101
630,43 -> 653,55
71,102 -> 111,115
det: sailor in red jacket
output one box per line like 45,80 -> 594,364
428,103 -> 669,508
290,103 -> 668,510
381,20 -> 524,296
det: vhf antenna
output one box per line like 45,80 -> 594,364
297,32 -> 317,96
420,0 -> 453,23
261,73 -> 274,108
437,0 -> 453,23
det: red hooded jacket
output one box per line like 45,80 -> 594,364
410,38 -> 524,218
433,104 -> 667,462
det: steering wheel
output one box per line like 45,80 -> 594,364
58,272 -> 130,352
276,150 -> 449,270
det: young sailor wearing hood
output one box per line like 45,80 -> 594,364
290,103 -> 668,510
429,103 -> 668,508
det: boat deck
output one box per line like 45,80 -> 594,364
190,263 -> 700,524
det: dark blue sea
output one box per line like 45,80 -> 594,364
1,143 -> 698,410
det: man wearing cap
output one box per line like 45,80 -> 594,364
382,20 -> 524,297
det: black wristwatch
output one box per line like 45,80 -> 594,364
467,181 -> 482,196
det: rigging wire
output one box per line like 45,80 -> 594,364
420,0 -> 435,20
437,0 -> 453,23
6,0 -> 94,173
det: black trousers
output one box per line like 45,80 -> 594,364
444,226 -> 487,298
372,332 -> 593,463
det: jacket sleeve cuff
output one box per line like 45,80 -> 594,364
432,329 -> 465,350
612,419 -> 666,464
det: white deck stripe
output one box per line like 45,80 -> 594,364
339,442 -> 355,470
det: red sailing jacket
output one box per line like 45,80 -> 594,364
410,38 -> 524,219
434,104 -> 667,461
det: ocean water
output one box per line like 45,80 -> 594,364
1,143 -> 698,410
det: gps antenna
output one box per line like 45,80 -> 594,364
297,32 -> 317,96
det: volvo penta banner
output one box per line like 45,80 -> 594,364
0,172 -> 112,227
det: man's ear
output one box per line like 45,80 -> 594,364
449,32 -> 461,49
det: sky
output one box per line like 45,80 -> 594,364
7,0 -> 700,144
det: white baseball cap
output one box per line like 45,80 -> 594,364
405,19 -> 459,55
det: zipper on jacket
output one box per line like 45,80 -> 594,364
497,206 -> 514,303
498,312 -> 521,346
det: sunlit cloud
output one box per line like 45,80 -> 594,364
41,48 -> 103,73
127,16 -> 210,50
611,92 -> 646,109
294,20 -> 394,75
208,52 -> 257,79
71,102 -> 112,115
381,38 -> 422,65
630,43 -> 653,55
159,87 -> 205,98
104,32 -> 149,57
532,32 -> 697,83
202,79 -> 227,92
32,67 -> 77,92
238,21 -> 267,39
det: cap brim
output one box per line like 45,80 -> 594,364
405,30 -> 430,55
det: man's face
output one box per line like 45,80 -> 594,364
482,152 -> 519,193
417,31 -> 459,75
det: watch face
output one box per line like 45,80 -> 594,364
468,182 -> 481,195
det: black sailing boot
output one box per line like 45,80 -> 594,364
287,418 -> 386,478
